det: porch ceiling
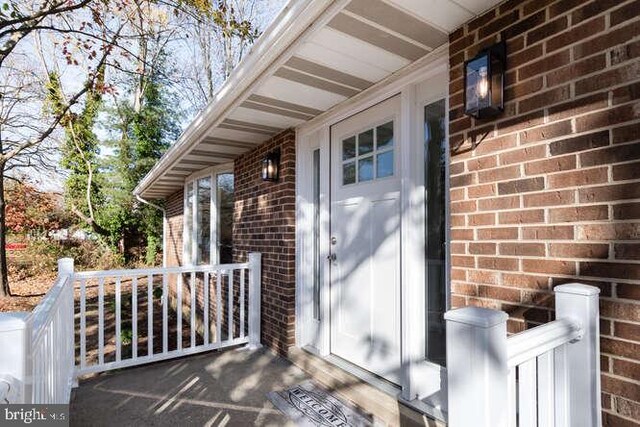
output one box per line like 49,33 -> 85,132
135,0 -> 502,199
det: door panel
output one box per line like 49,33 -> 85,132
330,95 -> 401,384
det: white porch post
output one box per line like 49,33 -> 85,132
553,283 -> 601,427
0,313 -> 30,403
248,252 -> 262,349
444,306 -> 509,427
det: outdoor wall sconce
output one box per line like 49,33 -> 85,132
262,149 -> 280,182
464,41 -> 506,119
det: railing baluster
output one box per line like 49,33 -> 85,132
204,271 -> 210,345
190,271 -> 196,348
177,272 -> 183,350
147,274 -> 153,357
115,277 -> 122,362
240,268 -> 245,338
162,273 -> 168,354
79,279 -> 86,369
227,270 -> 233,340
216,270 -> 222,342
519,359 -> 537,427
132,276 -> 138,360
538,351 -> 554,427
98,277 -> 105,366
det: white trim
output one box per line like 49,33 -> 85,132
295,47 -> 449,420
134,0 -> 347,198
182,163 -> 234,266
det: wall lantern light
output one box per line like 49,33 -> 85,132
262,149 -> 280,182
464,41 -> 506,119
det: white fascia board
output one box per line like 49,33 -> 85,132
133,0 -> 336,197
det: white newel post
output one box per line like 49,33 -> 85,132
0,313 -> 30,403
553,283 -> 601,427
445,307 -> 509,427
248,252 -> 262,349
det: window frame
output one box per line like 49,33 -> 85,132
182,163 -> 234,266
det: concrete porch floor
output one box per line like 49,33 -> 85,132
70,347 -> 309,426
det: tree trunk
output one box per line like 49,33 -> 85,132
0,162 -> 10,297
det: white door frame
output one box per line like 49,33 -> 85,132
295,46 -> 449,420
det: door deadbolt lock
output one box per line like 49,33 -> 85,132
331,236 -> 337,245
327,253 -> 337,262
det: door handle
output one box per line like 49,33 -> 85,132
327,253 -> 337,262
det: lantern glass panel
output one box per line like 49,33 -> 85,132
465,54 -> 491,115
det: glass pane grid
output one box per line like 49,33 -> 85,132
341,121 -> 394,186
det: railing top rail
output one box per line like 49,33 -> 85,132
507,317 -> 582,368
73,262 -> 251,279
26,275 -> 70,340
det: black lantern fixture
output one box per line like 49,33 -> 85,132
464,41 -> 506,119
262,149 -> 280,182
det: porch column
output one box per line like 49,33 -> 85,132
248,252 -> 262,349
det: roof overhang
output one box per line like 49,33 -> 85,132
135,0 -> 503,199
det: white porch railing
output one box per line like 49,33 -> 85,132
0,253 -> 262,404
445,283 -> 601,427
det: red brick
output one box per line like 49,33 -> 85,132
613,359 -> 640,382
611,38 -> 640,66
523,190 -> 574,207
451,229 -> 474,240
615,322 -> 640,342
518,49 -> 570,81
468,183 -> 497,198
523,259 -> 576,275
469,242 -> 496,255
547,54 -> 607,87
547,92 -> 609,122
478,9 -> 519,39
525,155 -> 576,175
601,374 -> 640,402
451,200 -> 477,214
573,20 -> 640,60
526,16 -> 568,46
519,120 -> 572,144
548,167 -> 608,189
477,227 -> 519,240
498,177 -> 545,195
578,223 -> 640,240
601,300 -> 640,323
549,243 -> 609,259
613,202 -> 640,220
502,273 -> 549,290
478,165 -> 521,183
579,183 -> 640,203
468,212 -> 495,226
581,143 -> 640,167
479,195 -> 520,211
615,243 -> 640,260
477,284 -> 521,302
613,161 -> 640,181
478,257 -> 519,271
497,110 -> 545,136
451,173 -> 476,188
452,255 -> 475,268
549,205 -> 609,222
499,145 -> 546,166
618,284 -> 640,300
549,131 -> 609,156
581,262 -> 640,281
571,0 -> 622,24
473,134 -> 518,155
467,155 -> 497,171
498,209 -> 544,224
547,16 -> 606,53
468,270 -> 499,285
522,225 -> 574,239
577,61 -> 640,96
612,80 -> 640,105
575,103 -> 640,133
519,85 -> 571,114
611,0 -> 640,26
499,243 -> 545,256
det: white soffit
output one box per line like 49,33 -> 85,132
135,0 -> 503,199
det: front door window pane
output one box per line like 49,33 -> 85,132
358,129 -> 374,155
425,99 -> 447,366
358,156 -> 374,182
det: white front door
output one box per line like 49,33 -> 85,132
329,95 -> 401,384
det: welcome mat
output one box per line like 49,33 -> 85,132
267,381 -> 375,427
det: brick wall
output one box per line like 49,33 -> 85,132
448,0 -> 640,425
233,129 -> 296,356
166,189 -> 184,267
